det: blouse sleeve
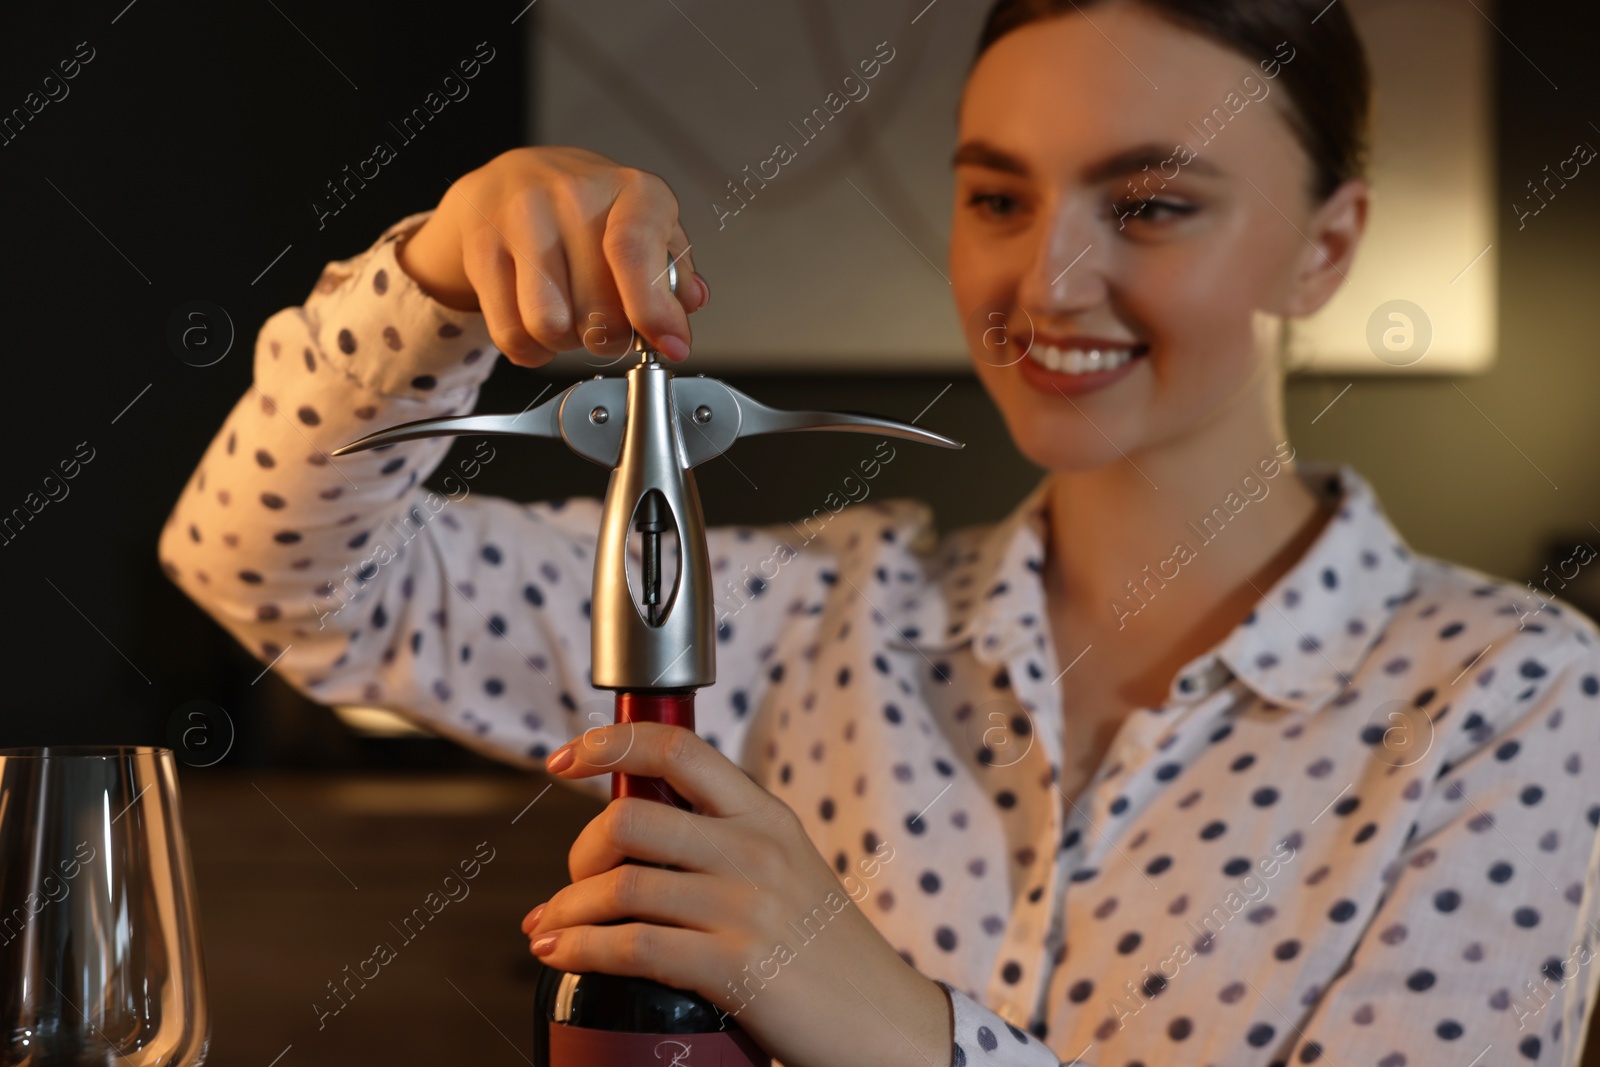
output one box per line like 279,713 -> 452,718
1276,623 -> 1600,1066
935,981 -> 1080,1067
156,210 -> 829,797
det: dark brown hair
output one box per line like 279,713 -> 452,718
972,0 -> 1372,203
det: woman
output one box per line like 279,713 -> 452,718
159,0 -> 1600,1063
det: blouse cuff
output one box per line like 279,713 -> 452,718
935,981 -> 1073,1067
300,208 -> 497,403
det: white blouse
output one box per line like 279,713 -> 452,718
159,211 -> 1600,1067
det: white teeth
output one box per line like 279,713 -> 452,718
1028,344 -> 1138,375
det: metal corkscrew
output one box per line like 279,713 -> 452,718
332,254 -> 964,808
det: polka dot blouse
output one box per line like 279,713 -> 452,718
160,211 -> 1600,1067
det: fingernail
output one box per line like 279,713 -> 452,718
694,272 -> 710,308
658,335 -> 690,362
531,934 -> 558,956
528,903 -> 546,928
546,744 -> 575,774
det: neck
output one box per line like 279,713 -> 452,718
1041,372 -> 1330,662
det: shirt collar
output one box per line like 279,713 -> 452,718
891,461 -> 1416,714
1205,461 -> 1417,713
891,473 -> 1052,663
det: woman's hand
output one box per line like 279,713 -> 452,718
521,722 -> 953,1067
395,145 -> 709,367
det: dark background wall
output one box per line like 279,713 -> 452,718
0,0 -> 1595,769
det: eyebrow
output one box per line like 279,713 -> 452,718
951,139 -> 1225,182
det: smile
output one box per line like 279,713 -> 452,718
1025,342 -> 1148,375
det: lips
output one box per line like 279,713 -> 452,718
1014,337 -> 1150,397
1026,340 -> 1149,375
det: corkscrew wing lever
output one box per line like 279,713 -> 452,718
331,251 -> 965,696
330,375 -> 962,470
329,398 -> 563,456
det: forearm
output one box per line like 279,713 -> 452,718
159,211 -> 495,632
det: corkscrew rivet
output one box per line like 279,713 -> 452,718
693,405 -> 713,424
589,406 -> 610,424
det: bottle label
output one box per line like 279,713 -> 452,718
548,1022 -> 770,1065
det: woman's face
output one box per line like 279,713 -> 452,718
952,5 -> 1359,472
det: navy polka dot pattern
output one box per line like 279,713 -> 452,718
158,211 -> 1600,1067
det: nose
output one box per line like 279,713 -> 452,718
1017,197 -> 1106,320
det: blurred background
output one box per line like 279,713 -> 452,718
0,0 -> 1597,1063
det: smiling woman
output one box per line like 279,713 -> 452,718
158,0 -> 1600,1065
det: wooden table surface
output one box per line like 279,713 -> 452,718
178,770 -> 601,1066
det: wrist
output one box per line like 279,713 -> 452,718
395,213 -> 480,312
906,974 -> 954,1067
301,215 -> 497,403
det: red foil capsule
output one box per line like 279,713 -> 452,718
611,690 -> 696,810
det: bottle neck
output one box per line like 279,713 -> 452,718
611,690 -> 696,809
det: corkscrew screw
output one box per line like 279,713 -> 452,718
332,254 -> 964,806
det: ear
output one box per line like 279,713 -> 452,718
1282,177 -> 1369,318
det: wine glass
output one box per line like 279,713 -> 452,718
0,745 -> 210,1065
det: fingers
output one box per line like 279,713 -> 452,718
562,199 -> 634,364
667,220 -> 709,314
528,920 -> 731,997
565,796 -> 733,882
449,153 -> 705,365
604,169 -> 694,361
525,863 -> 738,937
505,193 -> 583,356
549,722 -> 767,818
462,221 -> 567,367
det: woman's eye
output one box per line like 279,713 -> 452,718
967,191 -> 1020,218
1112,197 -> 1198,225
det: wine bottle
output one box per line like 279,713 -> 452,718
532,691 -> 769,1066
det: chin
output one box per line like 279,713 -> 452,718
976,359 -> 1152,474
1008,417 -> 1131,473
